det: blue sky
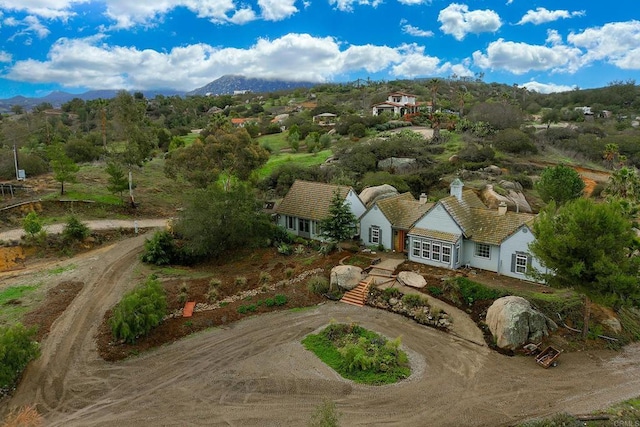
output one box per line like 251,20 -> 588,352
0,0 -> 638,98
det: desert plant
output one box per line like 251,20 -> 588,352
1,405 -> 43,427
179,282 -> 189,293
207,288 -> 219,302
259,271 -> 272,284
209,278 -> 222,289
402,293 -> 428,309
235,276 -> 247,287
285,267 -> 295,278
177,291 -> 188,305
0,324 -> 40,389
109,276 -> 167,344
277,243 -> 293,255
307,276 -> 330,294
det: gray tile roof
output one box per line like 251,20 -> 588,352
376,193 -> 433,230
275,180 -> 354,221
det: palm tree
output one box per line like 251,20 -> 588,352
428,78 -> 440,113
602,143 -> 619,169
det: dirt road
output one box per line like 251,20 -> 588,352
3,235 -> 640,426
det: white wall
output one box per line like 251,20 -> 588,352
360,205 -> 392,249
499,226 -> 546,283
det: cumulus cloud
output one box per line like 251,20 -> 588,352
472,38 -> 583,74
520,81 -> 576,94
0,0 -> 86,20
257,0 -> 298,21
517,7 -> 585,25
397,0 -> 430,5
545,29 -> 562,45
4,33 -> 452,90
568,20 -> 640,70
0,50 -> 12,62
328,0 -> 382,12
400,20 -> 434,37
438,3 -> 501,41
6,15 -> 51,41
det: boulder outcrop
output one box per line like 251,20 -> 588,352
330,265 -> 365,291
397,271 -> 427,289
486,296 -> 557,350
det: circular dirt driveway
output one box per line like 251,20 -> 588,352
5,235 -> 640,426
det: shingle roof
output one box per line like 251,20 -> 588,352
376,193 -> 433,230
438,189 -> 535,244
275,180 -> 354,221
410,228 -> 461,243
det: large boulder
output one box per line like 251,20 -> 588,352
377,157 -> 417,174
480,184 -> 533,214
486,296 -> 557,350
359,185 -> 399,208
397,271 -> 427,289
330,265 -> 365,291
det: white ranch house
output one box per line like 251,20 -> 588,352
372,92 -> 420,117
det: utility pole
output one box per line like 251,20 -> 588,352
13,144 -> 19,181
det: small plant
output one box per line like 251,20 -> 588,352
402,293 -> 428,309
207,288 -> 219,302
177,291 -> 188,304
209,278 -> 222,288
259,271 -> 272,284
22,211 -> 43,237
235,276 -> 247,287
184,320 -> 193,327
179,282 -> 189,293
62,215 -> 89,242
0,324 -> 40,389
277,243 -> 293,255
427,286 -> 443,296
285,267 -> 295,278
294,244 -> 305,255
274,294 -> 288,305
309,399 -> 340,427
1,405 -> 43,427
307,276 -> 330,294
382,287 -> 402,301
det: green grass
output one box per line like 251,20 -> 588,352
255,150 -> 332,179
302,323 -> 410,385
48,264 -> 76,275
176,132 -> 200,147
257,133 -> 289,152
0,284 -> 40,326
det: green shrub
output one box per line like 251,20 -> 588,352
455,277 -> 505,304
109,276 -> 167,344
274,294 -> 287,305
427,286 -> 443,296
259,272 -> 272,284
22,211 -> 43,237
402,293 -> 428,308
285,267 -> 295,278
277,243 -> 293,255
309,399 -> 340,427
0,323 -> 40,388
207,288 -> 219,302
307,276 -> 330,294
234,276 -> 247,287
177,291 -> 188,305
62,215 -> 89,242
141,231 -> 177,266
382,287 -> 402,301
264,298 -> 276,307
209,278 -> 222,289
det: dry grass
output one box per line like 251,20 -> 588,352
1,405 -> 43,427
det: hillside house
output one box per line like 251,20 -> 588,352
360,192 -> 432,252
372,92 -> 420,117
275,180 -> 366,240
407,179 -> 546,282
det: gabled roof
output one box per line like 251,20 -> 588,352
372,101 -> 404,108
389,91 -> 417,97
375,193 -> 433,230
436,189 -> 535,244
275,180 -> 356,221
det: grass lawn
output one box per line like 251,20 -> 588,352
257,133 -> 289,153
176,132 -> 200,147
0,284 -> 41,326
255,150 -> 332,179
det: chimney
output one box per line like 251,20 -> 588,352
450,178 -> 463,201
498,201 -> 508,216
419,193 -> 428,204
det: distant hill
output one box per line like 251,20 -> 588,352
0,89 -> 185,112
187,75 -> 317,96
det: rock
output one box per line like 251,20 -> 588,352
483,165 -> 502,175
486,296 -> 556,350
330,265 -> 364,291
448,154 -> 460,163
602,318 -> 622,334
378,157 -> 417,174
480,184 -> 533,214
359,185 -> 399,208
397,271 -> 427,289
389,297 -> 399,306
498,179 -> 523,192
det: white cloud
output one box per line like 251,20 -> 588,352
328,0 -> 381,13
517,7 -> 585,25
5,33 -> 452,90
472,38 -> 583,74
258,0 -> 298,20
400,20 -> 434,37
568,21 -> 640,70
520,81 -> 576,94
545,29 -> 562,45
0,0 -> 86,20
397,0 -> 430,5
6,15 -> 50,41
438,3 -> 501,41
0,50 -> 12,62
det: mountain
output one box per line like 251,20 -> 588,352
0,89 -> 186,113
187,75 -> 317,96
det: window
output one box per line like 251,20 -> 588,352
442,245 -> 451,264
298,219 -> 310,233
286,216 -> 296,230
475,243 -> 490,259
412,240 -> 420,257
421,241 -> 430,259
370,226 -> 380,244
432,243 -> 441,261
515,253 -> 528,274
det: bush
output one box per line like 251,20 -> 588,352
0,324 -> 40,389
22,212 -> 42,237
401,293 -> 428,308
235,276 -> 247,287
109,276 -> 167,344
62,215 -> 89,242
307,276 -> 330,294
141,231 -> 178,266
455,277 -> 505,304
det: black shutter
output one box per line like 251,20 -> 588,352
368,227 -> 372,243
511,253 -> 516,273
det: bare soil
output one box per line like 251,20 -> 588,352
2,234 -> 640,427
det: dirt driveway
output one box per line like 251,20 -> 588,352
3,235 -> 640,426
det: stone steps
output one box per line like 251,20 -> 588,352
340,278 -> 372,307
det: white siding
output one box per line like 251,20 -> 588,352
499,226 -> 546,283
345,189 -> 366,219
360,205 -> 392,249
414,204 -> 461,235
463,241 -> 499,272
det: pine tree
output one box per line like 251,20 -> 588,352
319,190 -> 357,242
